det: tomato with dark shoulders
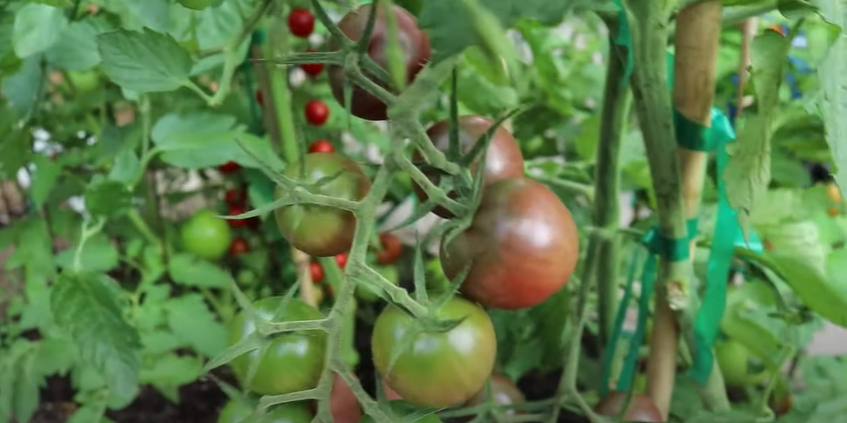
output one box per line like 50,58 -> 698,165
288,8 -> 315,38
440,178 -> 579,310
218,400 -> 314,423
180,210 -> 232,261
305,100 -> 330,126
328,4 -> 430,121
358,400 -> 442,423
308,139 -> 335,153
371,296 -> 496,407
274,153 -> 371,257
715,338 -> 771,387
413,115 -> 524,218
375,233 -> 403,265
464,375 -> 525,417
228,297 -> 327,396
594,392 -> 663,422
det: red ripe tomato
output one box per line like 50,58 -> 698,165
309,261 -> 324,282
288,8 -> 315,38
334,252 -> 348,269
375,233 -> 403,265
217,399 -> 313,423
464,375 -> 525,418
372,296 -> 496,407
228,297 -> 327,395
224,188 -> 245,206
227,205 -> 249,229
229,237 -> 250,256
255,89 -> 264,106
305,100 -> 329,126
328,4 -> 431,121
301,49 -> 324,77
274,153 -> 371,257
594,392 -> 663,422
329,374 -> 362,423
414,115 -> 524,218
218,161 -> 241,174
308,139 -> 335,153
440,178 -> 579,310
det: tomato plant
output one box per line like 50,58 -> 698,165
413,115 -> 525,218
371,297 -> 497,407
228,297 -> 327,395
180,210 -> 233,261
594,392 -> 663,422
440,178 -> 579,309
328,4 -> 431,121
217,400 -> 314,423
305,99 -> 330,126
274,152 -> 371,257
375,233 -> 403,265
287,8 -> 315,38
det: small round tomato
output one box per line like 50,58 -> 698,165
464,375 -> 524,415
180,210 -> 232,261
255,90 -> 264,107
274,153 -> 371,257
329,374 -> 362,423
594,392 -> 663,422
440,178 -> 579,310
826,182 -> 842,203
224,188 -> 246,206
229,237 -> 250,256
227,205 -> 250,229
66,70 -> 101,94
375,233 -> 403,265
328,4 -> 431,121
228,297 -> 327,396
356,265 -> 398,303
219,161 -> 241,174
715,338 -> 771,387
372,296 -> 497,407
308,139 -> 335,153
301,49 -> 324,77
178,0 -> 222,11
287,8 -> 315,38
413,115 -> 525,218
334,252 -> 348,269
769,392 -> 793,416
305,100 -> 330,126
217,399 -> 314,423
359,400 -> 442,423
309,261 -> 324,282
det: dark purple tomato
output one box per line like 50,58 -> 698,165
463,375 -> 525,418
594,392 -> 663,422
328,4 -> 431,121
440,178 -> 579,310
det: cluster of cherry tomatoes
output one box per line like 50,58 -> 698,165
217,161 -> 260,256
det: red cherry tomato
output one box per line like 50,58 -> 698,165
305,100 -> 330,126
301,49 -> 324,77
310,261 -> 324,282
255,90 -> 264,106
375,233 -> 403,265
227,205 -> 249,229
229,237 -> 250,256
334,253 -> 348,269
219,161 -> 241,174
224,188 -> 245,206
288,8 -> 315,38
308,139 -> 335,153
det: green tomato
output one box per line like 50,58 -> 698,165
180,210 -> 232,261
356,265 -> 399,303
371,297 -> 497,408
715,338 -> 771,387
66,70 -> 101,94
228,297 -> 327,396
177,0 -> 223,10
217,400 -> 313,423
358,400 -> 442,423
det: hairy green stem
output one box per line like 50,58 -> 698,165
266,16 -> 299,163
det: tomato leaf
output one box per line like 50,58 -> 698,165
164,294 -> 228,358
139,353 -> 203,387
815,2 -> 847,202
54,234 -> 120,273
12,3 -> 68,58
50,272 -> 142,401
763,250 -> 847,328
1,55 -> 44,114
30,154 -> 61,209
84,177 -> 133,218
96,28 -> 192,93
46,20 -> 106,71
168,254 -> 232,289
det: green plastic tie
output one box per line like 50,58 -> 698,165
601,247 -> 643,395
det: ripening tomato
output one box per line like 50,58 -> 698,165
228,297 -> 327,396
440,178 -> 579,310
229,237 -> 250,256
301,49 -> 324,77
372,297 -> 497,407
288,8 -> 315,38
329,374 -> 362,423
413,115 -> 524,218
464,375 -> 525,418
310,261 -> 325,282
328,4 -> 431,121
180,210 -> 233,261
225,188 -> 246,206
335,252 -> 348,269
359,400 -> 442,423
219,161 -> 241,174
305,100 -> 330,126
715,338 -> 771,387
275,153 -> 371,257
594,392 -> 663,422
217,399 -> 314,423
375,233 -> 403,265
227,205 -> 250,229
308,139 -> 335,153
